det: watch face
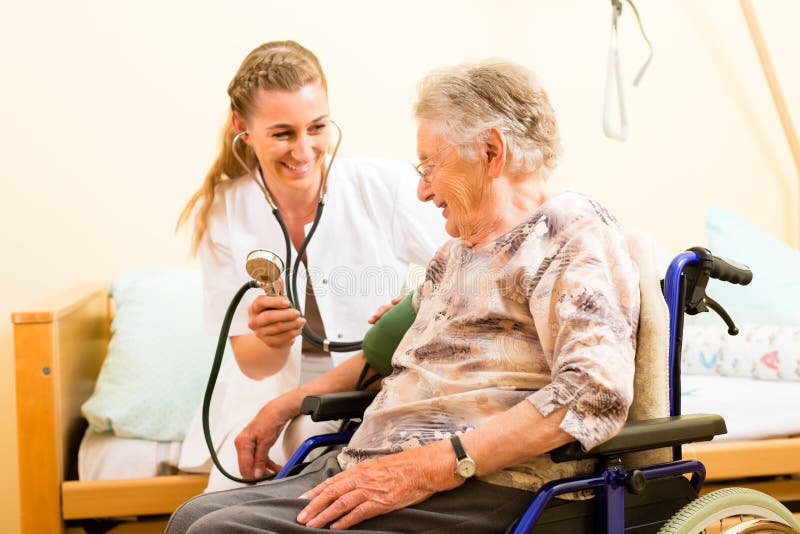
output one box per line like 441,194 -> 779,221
456,458 -> 477,478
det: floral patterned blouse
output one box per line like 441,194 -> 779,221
339,191 -> 640,492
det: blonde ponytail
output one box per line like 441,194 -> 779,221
177,118 -> 257,255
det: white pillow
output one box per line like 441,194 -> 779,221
81,268 -> 231,441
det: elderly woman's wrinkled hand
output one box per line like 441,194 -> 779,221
296,442 -> 461,530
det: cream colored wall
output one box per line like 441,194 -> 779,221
1,1 -> 797,531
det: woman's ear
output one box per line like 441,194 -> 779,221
484,128 -> 507,178
231,112 -> 250,142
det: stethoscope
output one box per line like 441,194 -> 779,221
232,120 -> 362,353
202,122 -> 368,484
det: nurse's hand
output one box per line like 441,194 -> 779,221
367,295 -> 405,324
248,296 -> 306,349
235,398 -> 293,479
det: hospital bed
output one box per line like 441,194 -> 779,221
12,284 -> 207,533
683,376 -> 800,505
12,245 -> 800,533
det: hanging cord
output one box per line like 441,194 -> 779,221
625,0 -> 653,86
603,0 -> 654,141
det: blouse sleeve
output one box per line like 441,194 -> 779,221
526,216 -> 640,451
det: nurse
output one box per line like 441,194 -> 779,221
176,40 -> 447,491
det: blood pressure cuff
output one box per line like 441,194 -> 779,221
361,291 -> 416,376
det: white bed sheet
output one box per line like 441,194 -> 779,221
78,427 -> 182,480
681,374 -> 800,442
77,374 -> 799,479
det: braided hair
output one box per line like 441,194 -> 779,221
178,41 -> 327,255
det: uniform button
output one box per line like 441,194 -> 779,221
322,278 -> 328,284
337,333 -> 343,339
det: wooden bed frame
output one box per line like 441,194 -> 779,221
13,284 -> 207,534
12,284 -> 800,533
686,438 -> 800,502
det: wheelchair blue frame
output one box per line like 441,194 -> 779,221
275,432 -> 355,480
278,250 -> 717,533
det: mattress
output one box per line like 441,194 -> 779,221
681,374 -> 800,442
77,373 -> 799,479
78,427 -> 182,480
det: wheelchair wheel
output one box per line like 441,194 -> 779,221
658,487 -> 800,533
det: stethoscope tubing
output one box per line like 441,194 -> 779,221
273,201 -> 362,353
232,120 -> 361,353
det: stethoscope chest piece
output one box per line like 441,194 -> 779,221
246,249 -> 285,296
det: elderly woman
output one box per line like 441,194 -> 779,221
167,60 -> 639,533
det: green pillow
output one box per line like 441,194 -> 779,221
81,268 -> 230,441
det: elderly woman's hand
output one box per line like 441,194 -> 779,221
296,440 -> 461,530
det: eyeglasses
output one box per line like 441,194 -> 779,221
413,146 -> 449,183
413,158 -> 435,182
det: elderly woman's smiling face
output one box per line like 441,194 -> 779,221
416,120 -> 496,244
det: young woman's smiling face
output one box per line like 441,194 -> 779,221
237,83 -> 331,190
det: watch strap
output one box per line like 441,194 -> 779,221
450,435 -> 467,460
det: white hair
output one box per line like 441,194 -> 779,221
414,60 -> 562,178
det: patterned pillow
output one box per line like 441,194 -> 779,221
682,323 -> 800,381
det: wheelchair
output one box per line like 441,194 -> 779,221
275,245 -> 800,534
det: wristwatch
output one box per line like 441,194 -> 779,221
450,436 -> 477,478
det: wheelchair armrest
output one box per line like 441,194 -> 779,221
550,413 -> 727,463
300,391 -> 379,422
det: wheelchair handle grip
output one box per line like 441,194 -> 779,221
687,247 -> 753,286
710,255 -> 752,286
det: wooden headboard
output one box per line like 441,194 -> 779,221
13,285 -> 209,533
12,284 -> 110,533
